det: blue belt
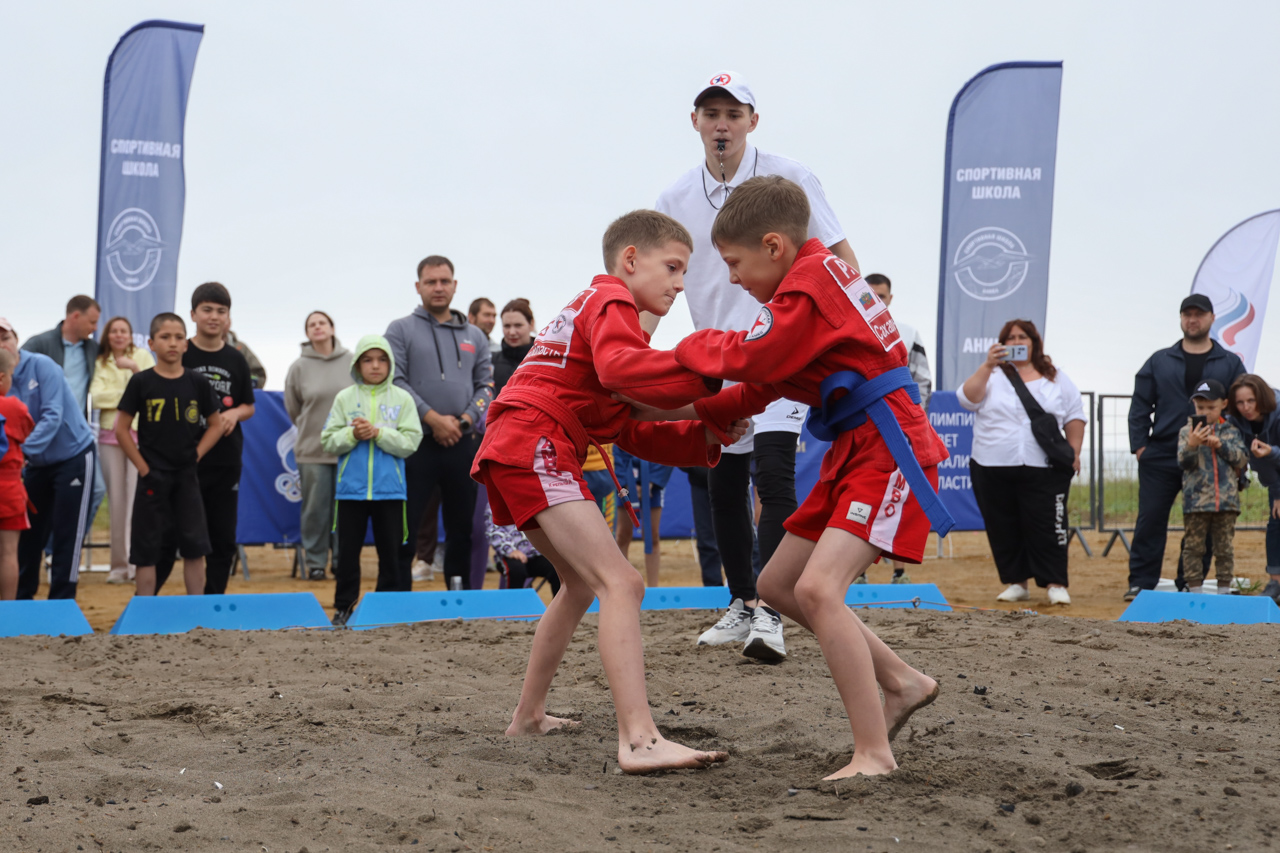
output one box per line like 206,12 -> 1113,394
805,366 -> 954,537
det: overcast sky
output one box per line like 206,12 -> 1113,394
3,1 -> 1279,400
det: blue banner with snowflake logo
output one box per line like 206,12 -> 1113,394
94,20 -> 203,347
936,62 -> 1062,390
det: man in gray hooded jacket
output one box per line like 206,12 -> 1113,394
386,255 -> 494,590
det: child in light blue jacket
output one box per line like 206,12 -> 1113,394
321,335 -> 423,624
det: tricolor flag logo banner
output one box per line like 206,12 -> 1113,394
1191,209 -> 1280,371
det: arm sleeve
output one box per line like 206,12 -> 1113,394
799,170 -> 846,247
19,361 -> 67,459
955,381 -> 983,412
283,364 -> 303,423
89,364 -> 121,411
1129,357 -> 1157,453
909,331 -> 932,409
116,373 -> 141,418
385,320 -> 431,418
1219,427 -> 1249,470
463,331 -> 494,426
1177,427 -> 1198,471
588,299 -> 720,408
320,394 -> 358,456
374,393 -> 425,459
693,382 -> 782,444
238,356 -> 256,406
673,290 -> 833,386
1057,371 -> 1087,424
615,419 -> 722,469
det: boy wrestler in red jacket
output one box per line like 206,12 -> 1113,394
473,210 -> 745,773
633,176 -> 952,779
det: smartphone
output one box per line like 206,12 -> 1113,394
1191,414 -> 1208,429
999,344 -> 1029,362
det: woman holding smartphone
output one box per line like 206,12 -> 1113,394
958,320 -> 1086,605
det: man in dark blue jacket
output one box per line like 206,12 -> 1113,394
1126,295 -> 1246,600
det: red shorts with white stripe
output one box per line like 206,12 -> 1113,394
476,436 -> 596,531
0,510 -> 30,531
784,464 -> 939,564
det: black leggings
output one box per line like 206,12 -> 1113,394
501,554 -> 560,596
707,432 -> 798,603
970,461 -> 1072,588
335,499 -> 404,614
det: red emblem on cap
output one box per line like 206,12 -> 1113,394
710,73 -> 731,85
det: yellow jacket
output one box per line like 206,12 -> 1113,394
90,349 -> 156,431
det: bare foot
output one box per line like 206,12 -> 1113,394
823,751 -> 897,780
884,673 -> 939,741
505,712 -> 580,736
617,735 -> 728,774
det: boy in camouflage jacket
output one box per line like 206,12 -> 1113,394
1177,379 -> 1249,593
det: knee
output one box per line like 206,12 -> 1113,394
757,569 -> 787,606
600,569 -> 644,608
792,573 -> 833,619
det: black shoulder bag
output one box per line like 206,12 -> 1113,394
999,364 -> 1076,474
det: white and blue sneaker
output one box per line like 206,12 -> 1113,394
743,607 -> 786,662
697,599 -> 753,646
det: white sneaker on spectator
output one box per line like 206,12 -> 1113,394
1047,586 -> 1071,606
105,568 -> 129,584
411,559 -> 434,583
743,607 -> 786,662
996,584 -> 1030,603
697,599 -> 752,646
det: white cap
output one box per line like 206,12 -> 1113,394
694,71 -> 755,109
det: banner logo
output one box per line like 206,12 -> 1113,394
104,208 -> 164,292
274,426 -> 301,503
952,227 -> 1031,302
1210,288 -> 1256,350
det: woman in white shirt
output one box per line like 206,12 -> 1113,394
958,320 -> 1086,605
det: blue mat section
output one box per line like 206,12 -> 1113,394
1118,590 -> 1280,625
586,585 -> 732,614
845,583 -> 952,612
0,600 -> 94,637
347,589 -> 547,628
109,592 -> 331,635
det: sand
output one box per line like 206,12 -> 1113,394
4,531 -> 1279,852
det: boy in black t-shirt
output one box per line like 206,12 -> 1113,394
116,314 -> 224,596
155,282 -> 256,594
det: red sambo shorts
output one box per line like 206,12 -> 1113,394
784,463 -> 939,564
477,436 -> 596,531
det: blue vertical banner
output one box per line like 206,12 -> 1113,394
94,20 -> 204,346
936,62 -> 1062,390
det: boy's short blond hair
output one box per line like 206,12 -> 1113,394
602,210 -> 694,272
711,175 -> 809,248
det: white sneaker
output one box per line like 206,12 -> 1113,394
996,584 -> 1030,603
1047,586 -> 1071,606
105,568 -> 129,584
1188,585 -> 1204,594
743,607 -> 786,662
411,559 -> 434,583
697,599 -> 752,646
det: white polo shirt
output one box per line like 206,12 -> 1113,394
656,143 -> 846,453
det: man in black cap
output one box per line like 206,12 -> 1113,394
1125,295 -> 1246,600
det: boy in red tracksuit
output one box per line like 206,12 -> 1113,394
473,210 -> 744,774
0,348 -> 36,600
644,176 -> 952,780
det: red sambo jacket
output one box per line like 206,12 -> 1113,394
474,276 -> 722,480
675,239 -> 948,482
